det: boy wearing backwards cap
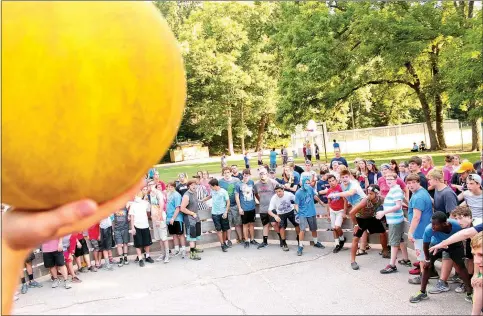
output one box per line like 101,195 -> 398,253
457,174 -> 483,226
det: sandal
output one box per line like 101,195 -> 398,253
356,249 -> 368,256
381,251 -> 390,259
365,245 -> 371,250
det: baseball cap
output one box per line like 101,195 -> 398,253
468,174 -> 482,185
456,161 -> 474,173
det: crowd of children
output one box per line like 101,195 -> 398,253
11,150 -> 483,314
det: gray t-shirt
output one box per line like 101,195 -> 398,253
434,186 -> 458,215
254,180 -> 277,213
463,191 -> 483,220
113,208 -> 130,231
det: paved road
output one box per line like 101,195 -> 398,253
13,243 -> 470,315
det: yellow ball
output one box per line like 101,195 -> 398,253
2,1 -> 186,210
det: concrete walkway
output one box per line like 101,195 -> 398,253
13,243 -> 470,315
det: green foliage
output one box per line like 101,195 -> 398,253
153,1 -> 482,153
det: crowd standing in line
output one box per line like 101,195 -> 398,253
9,148 -> 483,315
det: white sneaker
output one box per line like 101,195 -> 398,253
181,250 -> 186,259
52,279 -> 60,288
164,256 -> 170,264
64,280 -> 72,289
156,255 -> 165,262
172,250 -> 180,257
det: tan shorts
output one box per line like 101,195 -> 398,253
153,221 -> 168,242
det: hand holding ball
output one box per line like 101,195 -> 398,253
2,1 -> 186,210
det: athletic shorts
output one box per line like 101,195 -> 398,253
43,251 -> 65,268
168,221 -> 184,235
388,222 -> 405,247
212,214 -> 230,232
299,215 -> 317,231
329,209 -> 344,229
354,217 -> 386,238
25,252 -> 35,264
241,209 -> 256,224
228,205 -> 242,227
63,251 -> 73,264
279,210 -> 299,229
465,238 -> 473,260
114,228 -> 130,245
133,227 -> 153,248
260,212 -> 276,226
153,221 -> 168,242
186,222 -> 202,242
429,242 -> 466,268
414,239 -> 425,261
90,239 -> 100,252
99,226 -> 113,251
74,239 -> 90,257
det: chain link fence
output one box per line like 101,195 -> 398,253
291,119 -> 476,156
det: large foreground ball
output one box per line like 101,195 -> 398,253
2,2 -> 186,210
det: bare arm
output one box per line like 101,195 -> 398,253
349,198 -> 367,224
180,195 -> 194,216
431,227 -> 478,250
407,208 -> 421,241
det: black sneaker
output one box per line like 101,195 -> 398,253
135,256 -> 140,263
313,241 -> 325,249
257,242 -> 268,249
226,240 -> 233,247
244,241 -> 249,249
282,244 -> 289,252
145,256 -> 154,264
333,244 -> 342,253
279,239 -> 283,247
123,257 -> 129,265
221,244 -> 228,252
339,236 -> 346,248
139,259 -> 145,267
250,240 -> 259,246
118,258 -> 124,267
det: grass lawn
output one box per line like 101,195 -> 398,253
155,148 -> 481,181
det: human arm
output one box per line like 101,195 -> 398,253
407,208 -> 422,243
328,188 -> 356,199
429,226 -> 479,254
457,192 -> 464,202
57,238 -> 63,252
349,198 -> 367,234
376,200 -> 402,220
201,195 -> 212,203
180,195 -> 196,218
422,242 -> 432,269
224,197 -> 230,219
235,191 -> 244,215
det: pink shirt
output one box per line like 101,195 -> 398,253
377,177 -> 407,197
421,166 -> 434,176
443,166 -> 454,184
42,239 -> 60,253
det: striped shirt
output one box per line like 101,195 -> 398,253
383,185 -> 405,225
196,185 -> 209,212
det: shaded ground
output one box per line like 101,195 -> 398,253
13,242 -> 471,315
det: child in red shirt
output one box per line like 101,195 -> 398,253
326,174 -> 347,253
87,224 -> 101,269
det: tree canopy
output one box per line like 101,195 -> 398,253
154,0 -> 482,154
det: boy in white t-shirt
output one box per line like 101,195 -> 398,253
269,185 -> 300,251
130,187 -> 153,267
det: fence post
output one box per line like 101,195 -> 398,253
368,135 -> 371,153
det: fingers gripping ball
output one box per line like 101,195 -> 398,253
2,2 -> 186,209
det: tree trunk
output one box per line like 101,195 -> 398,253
468,1 -> 474,19
471,118 -> 482,151
430,44 -> 447,148
227,108 -> 235,156
240,103 -> 245,154
255,114 -> 268,152
404,62 -> 441,150
434,94 -> 447,148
